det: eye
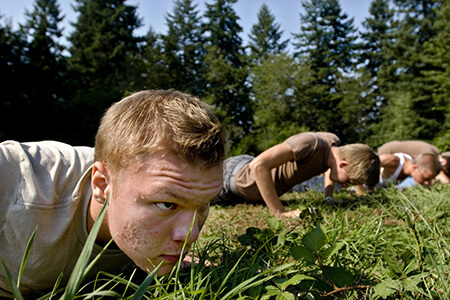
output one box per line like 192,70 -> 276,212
155,202 -> 176,211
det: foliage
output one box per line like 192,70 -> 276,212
244,53 -> 307,155
4,185 -> 449,299
292,0 -> 360,139
162,0 -> 206,96
1,0 -> 449,150
202,0 -> 252,144
64,0 -> 144,145
248,3 -> 288,62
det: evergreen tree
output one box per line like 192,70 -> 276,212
246,53 -> 306,154
162,0 -> 205,96
337,71 -> 380,143
19,0 -> 66,140
66,0 -> 143,145
355,0 -> 395,144
360,0 -> 395,77
137,27 -> 170,90
0,18 -> 27,140
202,0 -> 252,144
248,3 -> 289,62
369,90 -> 423,145
370,0 -> 442,145
421,1 -> 450,150
293,0 -> 359,141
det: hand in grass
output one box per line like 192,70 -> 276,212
277,209 -> 302,219
324,196 -> 344,205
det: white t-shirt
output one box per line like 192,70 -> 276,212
0,141 -> 131,298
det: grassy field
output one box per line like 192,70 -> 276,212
3,184 -> 449,299
196,185 -> 450,299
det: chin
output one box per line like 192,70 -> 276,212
137,260 -> 175,276
156,264 -> 176,276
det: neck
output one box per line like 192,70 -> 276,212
87,196 -> 112,243
328,146 -> 338,169
402,157 -> 414,176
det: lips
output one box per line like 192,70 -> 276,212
161,255 -> 181,264
160,252 -> 188,264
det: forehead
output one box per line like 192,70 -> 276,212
419,169 -> 435,178
123,152 -> 223,199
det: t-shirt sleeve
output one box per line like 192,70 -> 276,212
0,140 -> 94,209
0,141 -> 23,208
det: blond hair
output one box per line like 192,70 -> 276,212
338,144 -> 380,188
95,90 -> 228,175
414,153 -> 441,176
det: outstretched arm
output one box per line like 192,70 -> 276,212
249,142 -> 300,217
324,169 -> 335,198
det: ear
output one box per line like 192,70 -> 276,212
338,160 -> 349,169
91,161 -> 110,204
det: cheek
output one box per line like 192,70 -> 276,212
117,221 -> 151,250
108,205 -> 168,251
111,213 -> 174,270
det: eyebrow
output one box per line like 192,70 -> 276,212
151,189 -> 218,206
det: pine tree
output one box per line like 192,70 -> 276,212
162,0 -> 205,96
354,0 -> 395,144
68,0 -> 142,90
137,27 -> 169,90
0,18 -> 27,140
247,54 -> 305,154
293,0 -> 359,140
66,0 -> 143,145
393,0 -> 441,140
360,0 -> 395,77
370,0 -> 443,145
248,3 -> 289,62
202,0 -> 252,144
18,0 -> 66,140
421,1 -> 450,150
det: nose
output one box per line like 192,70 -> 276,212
171,211 -> 200,245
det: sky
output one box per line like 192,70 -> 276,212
1,0 -> 373,47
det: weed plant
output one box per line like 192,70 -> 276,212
1,185 -> 449,299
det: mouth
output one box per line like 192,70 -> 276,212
160,252 -> 188,264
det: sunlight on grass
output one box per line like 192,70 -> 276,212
4,185 -> 449,299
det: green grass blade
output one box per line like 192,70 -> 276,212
130,263 -> 162,300
0,258 -> 24,300
17,226 -> 37,289
83,237 -> 116,278
60,198 -> 109,300
219,263 -> 295,300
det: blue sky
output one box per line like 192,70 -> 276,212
1,0 -> 373,46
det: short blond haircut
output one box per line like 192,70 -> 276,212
414,153 -> 441,176
95,90 -> 228,175
338,144 -> 380,188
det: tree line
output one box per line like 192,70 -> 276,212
1,0 -> 449,154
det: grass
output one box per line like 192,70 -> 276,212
2,185 -> 449,299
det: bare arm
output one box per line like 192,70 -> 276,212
379,154 -> 398,178
249,142 -> 299,217
324,168 -> 335,198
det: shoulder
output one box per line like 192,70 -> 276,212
285,132 -> 339,147
0,140 -> 94,207
315,132 -> 340,145
380,154 -> 400,168
284,132 -> 338,160
378,140 -> 439,156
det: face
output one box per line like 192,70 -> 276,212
411,167 -> 435,185
102,152 -> 223,275
329,160 -> 354,186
